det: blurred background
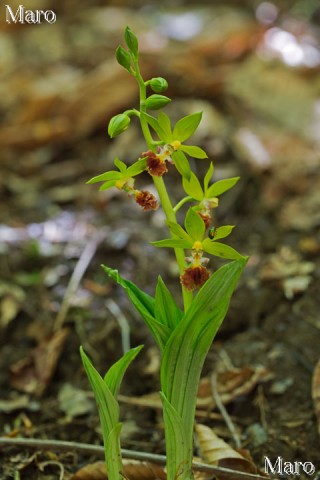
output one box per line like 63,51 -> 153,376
0,0 -> 320,478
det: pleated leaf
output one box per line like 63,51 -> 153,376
155,276 -> 183,331
160,258 -> 247,446
102,266 -> 170,350
160,392 -> 190,480
104,345 -> 143,398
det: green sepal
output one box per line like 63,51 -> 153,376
155,277 -> 183,331
116,45 -> 131,72
124,26 -> 138,58
166,221 -> 193,243
126,157 -> 147,177
171,150 -> 191,180
173,112 -> 202,142
184,207 -> 205,241
104,345 -> 143,398
157,111 -> 172,140
145,94 -> 171,110
182,171 -> 204,201
204,162 -> 214,191
206,177 -> 240,197
87,171 -> 122,184
208,225 -> 235,241
202,239 -> 243,259
180,145 -> 208,159
102,266 -> 170,350
99,180 -> 118,191
114,157 -> 127,173
141,112 -> 168,141
151,238 -> 190,249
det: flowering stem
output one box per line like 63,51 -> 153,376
173,196 -> 194,213
133,58 -> 193,312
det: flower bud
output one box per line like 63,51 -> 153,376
145,94 -> 171,110
108,114 -> 130,138
124,26 -> 138,58
149,77 -> 168,93
116,45 -> 131,72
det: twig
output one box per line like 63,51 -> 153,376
211,373 -> 241,449
0,437 -> 272,480
105,298 -> 131,354
54,231 -> 106,331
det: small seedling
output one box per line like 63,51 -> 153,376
81,26 -> 248,480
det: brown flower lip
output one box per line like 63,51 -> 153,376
135,190 -> 159,211
180,265 -> 210,291
142,150 -> 168,177
199,212 -> 211,230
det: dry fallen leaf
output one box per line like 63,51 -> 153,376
196,424 -> 258,478
71,460 -> 166,480
312,358 -> 320,436
197,365 -> 272,409
10,328 -> 69,396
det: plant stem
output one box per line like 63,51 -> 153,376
133,59 -> 193,312
173,196 -> 194,214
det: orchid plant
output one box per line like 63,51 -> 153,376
80,27 -> 248,480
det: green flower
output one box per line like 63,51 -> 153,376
152,207 -> 242,261
141,111 -> 208,179
87,157 -> 146,192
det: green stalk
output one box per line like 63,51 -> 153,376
133,59 -> 193,312
133,56 -> 195,480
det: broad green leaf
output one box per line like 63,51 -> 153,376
206,177 -> 240,198
151,239 -> 191,249
105,424 -> 123,480
173,112 -> 202,142
171,150 -> 191,180
207,225 -> 235,241
160,258 -> 247,447
202,239 -> 243,260
81,347 -> 123,479
114,157 -> 127,173
182,172 -> 204,201
99,180 -> 117,191
204,162 -> 214,191
158,111 -> 173,140
80,347 -> 119,432
180,145 -> 208,159
104,345 -> 143,398
155,277 -> 183,330
141,112 -> 168,141
160,392 -> 191,480
184,208 -> 205,241
126,158 -> 147,177
87,171 -> 121,184
166,221 -> 192,243
102,266 -> 170,350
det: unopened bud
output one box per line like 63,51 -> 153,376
149,77 -> 168,93
145,94 -> 171,110
116,45 -> 131,72
124,26 -> 138,58
108,114 -> 130,138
